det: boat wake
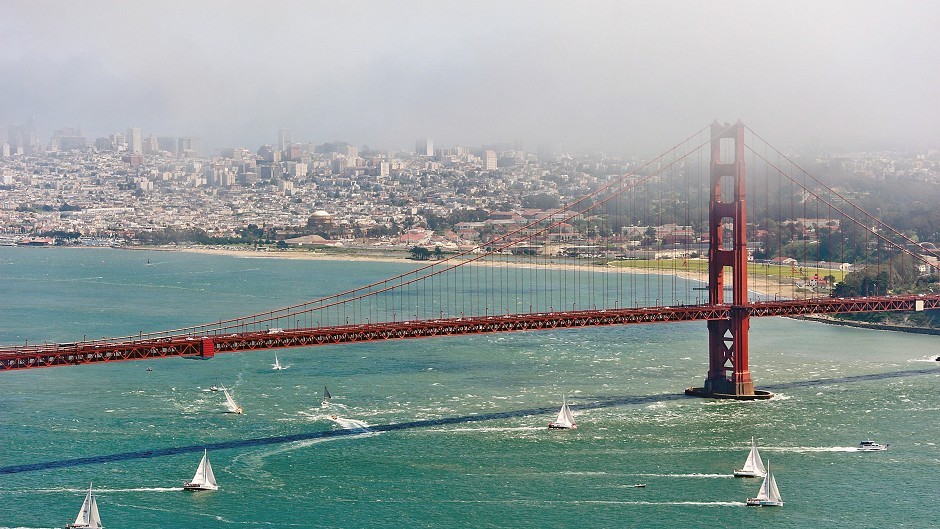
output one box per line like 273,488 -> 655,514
764,446 -> 860,453
580,500 -> 745,507
236,418 -> 378,466
430,426 -> 544,433
331,416 -> 372,432
634,473 -> 733,479
909,355 -> 940,363
5,487 -> 181,494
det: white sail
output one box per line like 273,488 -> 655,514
742,437 -> 766,475
222,386 -> 242,414
756,474 -> 770,500
190,450 -> 207,484
750,462 -> 782,505
69,483 -> 102,529
272,354 -> 282,370
766,470 -> 782,503
187,449 -> 219,490
71,489 -> 90,526
71,486 -> 92,526
549,396 -> 576,428
87,493 -> 102,529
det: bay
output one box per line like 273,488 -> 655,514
1,247 -> 938,528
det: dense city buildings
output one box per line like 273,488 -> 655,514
1,125 -> 938,275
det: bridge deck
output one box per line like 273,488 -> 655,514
1,294 -> 937,371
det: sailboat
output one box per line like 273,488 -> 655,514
547,396 -> 577,429
221,385 -> 243,414
321,386 -> 332,406
65,483 -> 103,529
272,354 -> 286,370
183,449 -> 219,491
746,461 -> 783,507
734,436 -> 766,477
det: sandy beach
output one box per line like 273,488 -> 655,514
169,245 -> 800,300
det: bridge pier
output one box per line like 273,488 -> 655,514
201,338 -> 216,358
685,121 -> 772,400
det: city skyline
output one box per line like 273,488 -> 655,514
3,1 -> 940,155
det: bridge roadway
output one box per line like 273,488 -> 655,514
1,294 -> 938,371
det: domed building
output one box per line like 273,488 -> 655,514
306,210 -> 334,228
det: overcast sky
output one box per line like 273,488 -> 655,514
2,1 -> 938,155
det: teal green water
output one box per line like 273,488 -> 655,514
1,247 -> 939,528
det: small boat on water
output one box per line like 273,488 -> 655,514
65,483 -> 103,529
734,436 -> 766,478
209,385 -> 221,392
858,440 -> 889,451
322,386 -> 332,406
746,461 -> 783,507
221,385 -> 243,414
547,396 -> 577,429
631,483 -> 647,488
272,354 -> 286,370
183,449 -> 219,491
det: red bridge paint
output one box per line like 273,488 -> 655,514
1,295 -> 937,371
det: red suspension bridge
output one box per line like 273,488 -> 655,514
2,122 -> 938,399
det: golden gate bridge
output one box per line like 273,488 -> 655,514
2,121 -> 938,400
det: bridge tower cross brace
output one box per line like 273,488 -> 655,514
687,121 -> 771,400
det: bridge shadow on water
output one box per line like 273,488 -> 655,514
3,367 -> 938,475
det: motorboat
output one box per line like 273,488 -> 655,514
858,440 -> 888,451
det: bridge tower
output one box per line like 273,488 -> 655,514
686,121 -> 772,400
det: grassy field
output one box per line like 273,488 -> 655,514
606,258 -> 846,283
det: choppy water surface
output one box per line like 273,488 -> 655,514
1,247 -> 939,528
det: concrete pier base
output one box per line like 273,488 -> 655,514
684,387 -> 774,400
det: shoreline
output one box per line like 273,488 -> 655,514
9,244 -> 799,299
156,245 -> 798,299
6,245 -> 936,335
791,314 -> 940,336
167,247 -> 939,335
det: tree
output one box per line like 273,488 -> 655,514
433,246 -> 444,260
409,246 -> 431,260
522,192 -> 561,210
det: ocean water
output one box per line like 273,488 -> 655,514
1,247 -> 939,528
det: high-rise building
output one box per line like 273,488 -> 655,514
278,129 -> 293,152
127,127 -> 142,154
110,132 -> 126,151
416,137 -> 433,157
537,139 -> 554,163
178,137 -> 201,158
346,144 -> 358,165
157,136 -> 178,154
143,135 -> 158,154
257,145 -> 281,163
52,128 -> 86,151
6,119 -> 39,154
483,150 -> 497,171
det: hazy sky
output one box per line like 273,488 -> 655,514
2,1 -> 938,155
